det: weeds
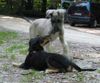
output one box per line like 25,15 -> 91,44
76,72 -> 84,82
10,54 -> 16,60
0,31 -> 17,45
21,70 -> 43,82
6,44 -> 28,55
97,70 -> 100,73
2,64 -> 8,71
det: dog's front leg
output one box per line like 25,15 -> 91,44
59,33 -> 73,60
44,42 -> 52,52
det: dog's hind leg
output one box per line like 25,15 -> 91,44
46,55 -> 68,73
45,68 -> 59,74
44,42 -> 52,52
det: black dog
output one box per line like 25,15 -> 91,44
13,36 -> 96,73
19,51 -> 96,73
28,35 -> 50,52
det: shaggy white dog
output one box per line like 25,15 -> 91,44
29,10 -> 72,60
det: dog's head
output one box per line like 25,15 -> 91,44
46,9 -> 65,34
29,37 -> 44,52
46,9 -> 65,23
29,36 -> 50,52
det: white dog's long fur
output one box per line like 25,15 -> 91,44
29,10 -> 72,60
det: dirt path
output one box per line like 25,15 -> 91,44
0,15 -> 100,83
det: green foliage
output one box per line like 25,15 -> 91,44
1,0 -> 100,16
34,0 -> 41,10
0,0 -> 8,14
0,0 -> 21,14
62,2 -> 70,9
47,0 -> 51,9
92,0 -> 100,3
0,0 -> 60,16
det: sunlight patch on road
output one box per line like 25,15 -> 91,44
1,16 -> 14,19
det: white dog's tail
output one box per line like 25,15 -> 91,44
23,17 -> 33,24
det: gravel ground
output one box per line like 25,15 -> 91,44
0,27 -> 100,83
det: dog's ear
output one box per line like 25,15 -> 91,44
49,12 -> 53,18
57,11 -> 60,16
46,12 -> 53,18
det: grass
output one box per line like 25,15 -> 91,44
6,43 -> 28,55
21,70 -> 43,82
0,31 -> 18,45
2,64 -> 9,71
76,72 -> 84,82
9,54 -> 16,60
31,70 -> 44,79
97,70 -> 100,73
0,54 -> 8,58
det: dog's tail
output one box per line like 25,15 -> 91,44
71,62 -> 96,72
22,17 -> 33,24
80,69 -> 96,71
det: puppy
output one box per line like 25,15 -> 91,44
13,37 -> 96,73
19,51 -> 96,73
28,35 -> 50,52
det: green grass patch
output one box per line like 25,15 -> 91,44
76,72 -> 84,82
6,43 -> 28,55
2,64 -> 9,71
97,70 -> 100,73
9,54 -> 16,60
0,31 -> 18,45
21,70 -> 43,82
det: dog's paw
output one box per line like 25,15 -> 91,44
12,62 -> 22,67
45,69 -> 59,74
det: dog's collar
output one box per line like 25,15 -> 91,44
40,36 -> 51,46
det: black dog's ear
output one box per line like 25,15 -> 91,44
29,37 -> 41,46
28,37 -> 44,52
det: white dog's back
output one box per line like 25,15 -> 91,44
30,18 -> 53,38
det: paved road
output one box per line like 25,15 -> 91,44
64,26 -> 100,46
0,15 -> 100,46
0,15 -> 30,33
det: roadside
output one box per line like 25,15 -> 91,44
67,24 -> 100,36
0,15 -> 100,46
0,15 -> 30,33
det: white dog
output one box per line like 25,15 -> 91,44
29,10 -> 72,60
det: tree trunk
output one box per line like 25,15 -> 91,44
6,0 -> 13,9
25,0 -> 33,10
41,0 -> 47,16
